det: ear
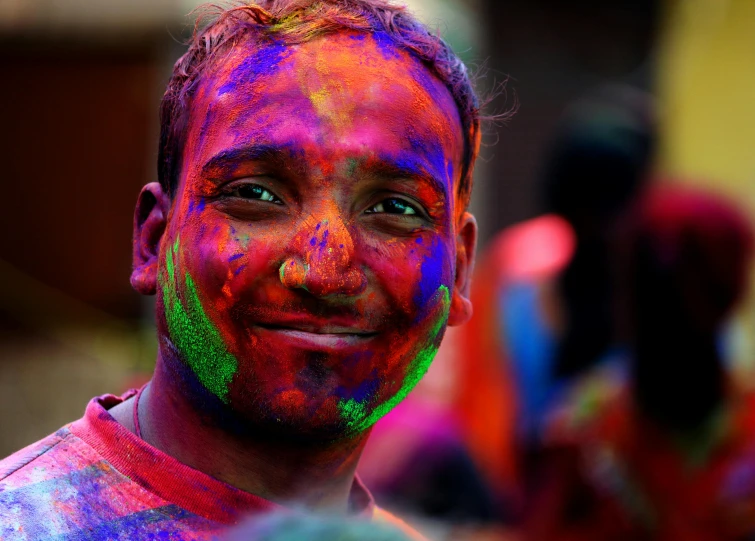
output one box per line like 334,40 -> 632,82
447,212 -> 478,326
130,182 -> 171,295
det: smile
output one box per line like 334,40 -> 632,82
256,323 -> 378,349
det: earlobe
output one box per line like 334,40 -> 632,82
130,182 -> 170,295
447,212 -> 477,326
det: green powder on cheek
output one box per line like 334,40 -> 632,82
338,397 -> 367,426
338,285 -> 450,432
161,237 -> 238,403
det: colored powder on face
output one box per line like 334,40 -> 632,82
161,237 -> 238,403
237,234 -> 252,249
217,40 -> 292,96
413,238 -> 446,313
339,397 -> 367,426
279,260 -> 310,291
308,88 -> 330,115
344,158 -> 359,178
371,31 -> 402,60
337,285 -> 450,432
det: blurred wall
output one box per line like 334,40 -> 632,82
658,0 -> 755,210
0,39 -> 157,318
0,26 -> 170,453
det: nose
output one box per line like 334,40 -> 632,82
280,211 -> 366,298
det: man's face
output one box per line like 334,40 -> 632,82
156,32 -> 471,439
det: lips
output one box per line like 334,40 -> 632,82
254,313 -> 377,333
254,318 -> 378,350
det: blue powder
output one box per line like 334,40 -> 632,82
318,230 -> 329,249
336,373 -> 380,404
218,40 -> 293,96
371,31 -> 401,60
413,237 -> 445,314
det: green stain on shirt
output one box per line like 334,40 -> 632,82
161,237 -> 238,403
338,285 -> 450,432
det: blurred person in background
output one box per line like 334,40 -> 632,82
528,185 -> 755,540
455,85 -> 655,512
0,0 -> 485,538
225,510 -> 416,541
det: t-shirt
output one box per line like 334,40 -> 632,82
0,391 -> 423,540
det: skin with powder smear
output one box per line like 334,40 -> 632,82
161,236 -> 238,404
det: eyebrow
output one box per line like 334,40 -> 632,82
362,153 -> 449,203
200,145 -> 287,178
200,144 -> 450,201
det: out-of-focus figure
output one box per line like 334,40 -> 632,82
455,85 -> 656,509
225,510 -> 415,541
528,185 -> 755,541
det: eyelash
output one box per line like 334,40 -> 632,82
229,184 -> 283,204
226,182 -> 424,218
365,197 -> 420,216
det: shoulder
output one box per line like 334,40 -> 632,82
0,427 -> 71,483
371,507 -> 430,541
0,425 -> 114,538
0,421 -> 217,540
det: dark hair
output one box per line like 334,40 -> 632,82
542,85 -> 656,227
626,185 -> 753,430
158,0 -> 482,210
628,185 -> 753,336
548,86 -> 656,378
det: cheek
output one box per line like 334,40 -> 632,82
368,235 -> 454,319
159,227 -> 240,404
412,236 -> 453,312
176,211 -> 284,305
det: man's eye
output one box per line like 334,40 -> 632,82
366,198 -> 418,216
233,184 -> 282,204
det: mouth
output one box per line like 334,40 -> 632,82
255,323 -> 378,348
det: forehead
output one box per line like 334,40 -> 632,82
181,31 -> 464,198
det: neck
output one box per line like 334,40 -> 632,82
134,353 -> 370,513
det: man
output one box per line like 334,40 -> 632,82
0,0 -> 481,538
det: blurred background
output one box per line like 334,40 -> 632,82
1,0 -> 755,538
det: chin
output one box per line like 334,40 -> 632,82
229,397 -> 373,444
226,348 -> 408,441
